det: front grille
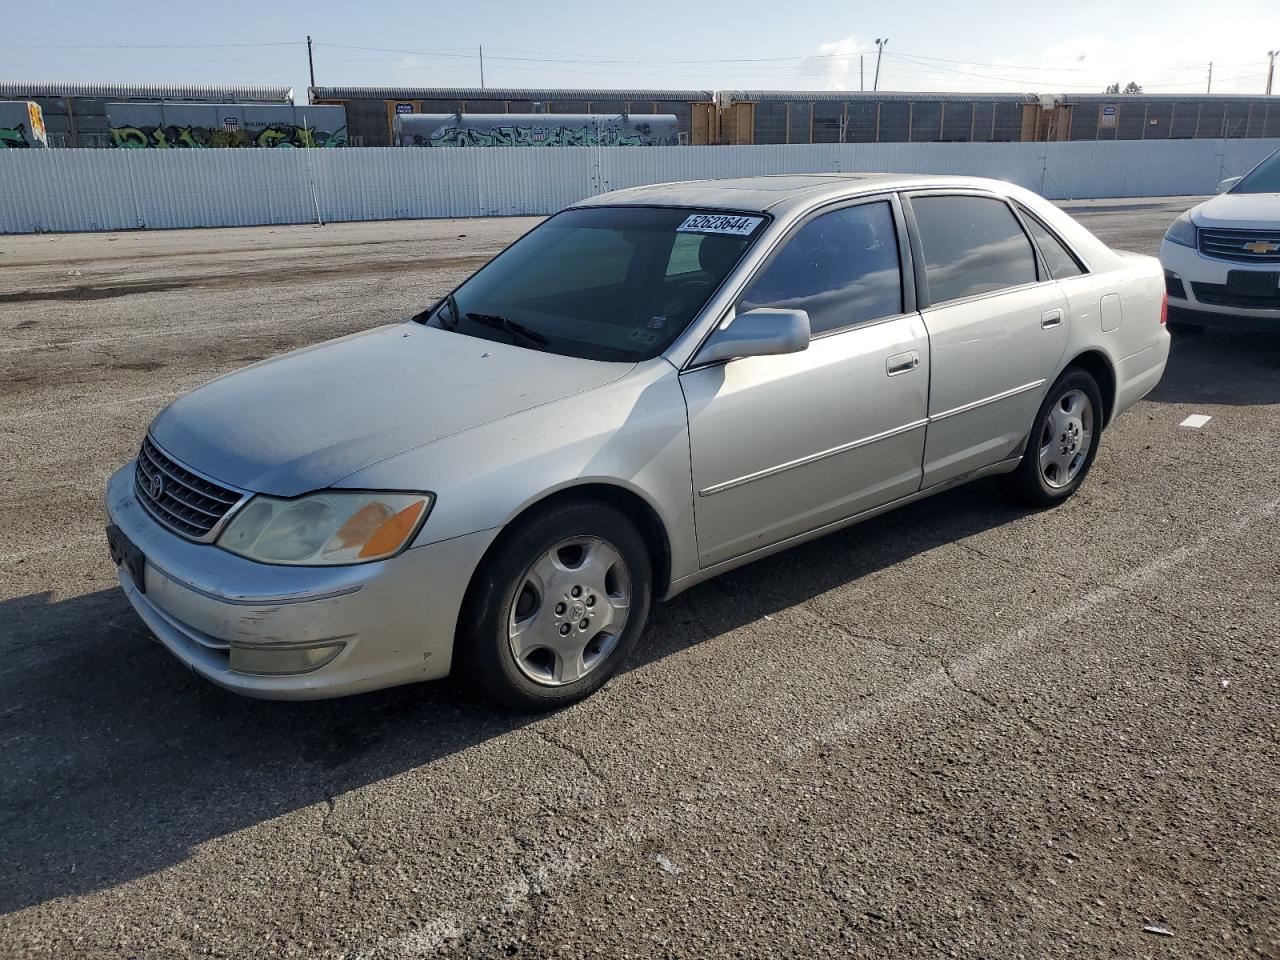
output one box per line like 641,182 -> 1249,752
1198,227 -> 1280,263
1190,281 -> 1280,310
134,435 -> 244,541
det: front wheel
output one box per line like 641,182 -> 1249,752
456,499 -> 652,711
1002,368 -> 1104,507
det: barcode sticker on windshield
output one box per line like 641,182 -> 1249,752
676,214 -> 763,236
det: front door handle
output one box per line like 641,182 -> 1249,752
1041,309 -> 1064,329
886,350 -> 920,376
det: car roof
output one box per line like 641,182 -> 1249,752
573,173 -> 1013,217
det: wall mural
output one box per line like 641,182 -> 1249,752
108,124 -> 348,149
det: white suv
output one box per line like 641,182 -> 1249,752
1160,147 -> 1280,330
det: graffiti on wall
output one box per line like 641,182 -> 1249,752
396,113 -> 681,148
422,123 -> 650,148
1,103 -> 47,148
108,124 -> 348,149
0,124 -> 39,148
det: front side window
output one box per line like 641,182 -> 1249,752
422,207 -> 766,361
738,201 -> 903,335
912,195 -> 1038,304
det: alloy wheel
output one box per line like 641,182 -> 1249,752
1038,388 -> 1094,489
507,536 -> 631,686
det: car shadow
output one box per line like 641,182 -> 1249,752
1148,324 -> 1280,406
0,479 -> 1029,915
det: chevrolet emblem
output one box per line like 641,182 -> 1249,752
1243,240 -> 1279,254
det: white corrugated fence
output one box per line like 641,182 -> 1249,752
2,138 -> 1277,234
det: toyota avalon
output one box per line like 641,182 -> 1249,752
105,174 -> 1170,709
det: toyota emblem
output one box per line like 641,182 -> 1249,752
149,471 -> 164,501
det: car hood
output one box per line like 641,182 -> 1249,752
1194,192 -> 1280,228
150,323 -> 635,496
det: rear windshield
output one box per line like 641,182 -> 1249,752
419,207 -> 768,361
1232,149 -> 1280,194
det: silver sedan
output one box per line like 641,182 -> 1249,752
104,174 -> 1170,709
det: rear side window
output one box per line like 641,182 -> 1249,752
739,201 -> 903,335
1018,207 -> 1086,279
911,195 -> 1038,304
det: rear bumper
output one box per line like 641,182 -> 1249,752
104,462 -> 498,699
1113,334 -> 1170,419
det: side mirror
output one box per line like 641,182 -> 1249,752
693,308 -> 811,366
1216,176 -> 1242,194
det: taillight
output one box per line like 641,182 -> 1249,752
1160,292 -> 1168,325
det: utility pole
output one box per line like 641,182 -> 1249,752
1207,61 -> 1213,94
306,35 -> 316,89
1267,50 -> 1277,95
479,45 -> 485,89
873,38 -> 888,92
860,55 -> 864,92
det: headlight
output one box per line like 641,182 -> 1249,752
1163,211 -> 1198,247
218,491 -> 433,565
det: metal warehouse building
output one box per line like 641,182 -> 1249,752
309,87 -> 717,146
0,82 -> 294,147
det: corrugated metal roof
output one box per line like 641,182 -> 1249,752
0,81 -> 293,102
309,86 -> 714,101
1055,93 -> 1276,103
720,90 -> 1038,104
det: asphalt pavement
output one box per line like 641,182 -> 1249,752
1,197 -> 1277,959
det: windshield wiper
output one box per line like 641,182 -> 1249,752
465,312 -> 551,347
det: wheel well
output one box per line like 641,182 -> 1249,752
475,483 -> 673,599
1067,350 -> 1116,427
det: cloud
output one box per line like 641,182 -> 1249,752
807,35 -> 875,91
804,31 -> 1269,96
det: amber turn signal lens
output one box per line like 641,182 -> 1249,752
359,501 -> 428,558
331,502 -> 395,549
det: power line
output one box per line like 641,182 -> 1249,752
0,40 -> 303,49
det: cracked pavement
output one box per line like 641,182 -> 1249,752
2,199 -> 1278,959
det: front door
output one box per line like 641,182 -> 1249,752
680,197 -> 930,568
905,192 -> 1070,487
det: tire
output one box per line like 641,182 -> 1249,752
1002,367 -> 1105,508
456,499 -> 653,711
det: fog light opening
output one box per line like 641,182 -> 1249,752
229,641 -> 346,676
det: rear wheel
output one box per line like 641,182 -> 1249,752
457,499 -> 652,711
1002,368 -> 1104,507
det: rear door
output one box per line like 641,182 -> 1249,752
903,192 -> 1069,487
680,196 -> 930,568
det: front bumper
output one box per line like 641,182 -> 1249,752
104,463 -> 499,699
1160,239 -> 1280,326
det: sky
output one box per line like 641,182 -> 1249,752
3,0 -> 1277,102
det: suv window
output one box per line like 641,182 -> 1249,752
739,201 -> 903,335
1018,207 -> 1086,279
912,195 -> 1038,304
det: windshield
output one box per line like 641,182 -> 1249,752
419,206 -> 768,361
1232,149 -> 1280,194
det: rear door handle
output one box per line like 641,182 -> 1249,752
886,351 -> 920,376
1041,309 -> 1064,329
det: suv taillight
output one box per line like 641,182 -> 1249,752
1160,292 -> 1168,325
